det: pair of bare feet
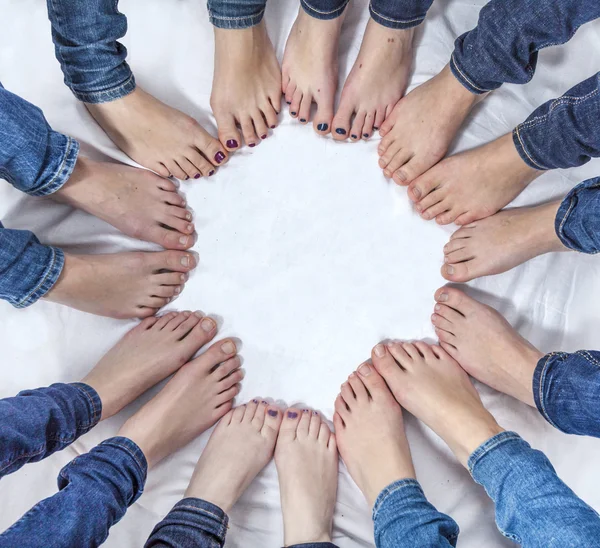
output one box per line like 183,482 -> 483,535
334,286 -> 543,509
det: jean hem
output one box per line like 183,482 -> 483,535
209,9 -> 265,29
301,0 -> 348,20
102,437 -> 148,480
70,382 -> 103,429
449,52 -> 493,95
467,431 -> 521,473
28,136 -> 80,197
372,477 -> 422,517
512,126 -> 549,170
14,246 -> 65,308
369,4 -> 425,29
75,73 -> 136,104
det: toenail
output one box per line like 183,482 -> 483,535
373,126 -> 379,130
209,170 -> 215,177
179,236 -> 188,245
201,318 -> 215,332
262,400 -> 268,404
303,409 -> 309,413
268,409 -> 278,417
249,143 -> 256,148
358,363 -> 372,377
291,111 -> 297,116
286,101 -> 291,105
312,411 -> 318,415
186,213 -> 192,220
317,123 -> 329,132
214,151 -> 226,164
444,256 -> 449,263
181,256 -> 190,267
438,292 -> 449,302
374,344 -> 386,358
221,341 -> 235,354
175,287 -> 181,294
252,399 -> 259,403
226,139 -> 238,149
300,119 -> 306,123
180,274 -> 186,281
435,304 -> 440,311
270,125 -> 275,129
187,224 -> 193,232
396,171 -> 408,183
351,134 -> 358,139
335,128 -> 347,135
261,134 -> 267,139
446,266 -> 455,275
363,133 -> 369,138
194,173 -> 201,179
287,411 -> 298,419
412,188 -> 421,198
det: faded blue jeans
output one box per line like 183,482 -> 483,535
208,0 -> 434,29
372,432 -> 600,547
0,383 -> 147,547
0,83 -> 78,308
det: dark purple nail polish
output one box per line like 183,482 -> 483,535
262,400 -> 268,404
286,101 -> 291,105
226,139 -> 238,149
261,134 -> 267,139
270,125 -> 276,129
373,126 -> 379,130
252,399 -> 259,403
268,409 -> 278,417
209,170 -> 215,177
287,411 -> 298,419
249,143 -> 256,148
300,118 -> 306,123
291,112 -> 297,116
313,411 -> 318,415
214,151 -> 226,164
185,176 -> 190,180
317,123 -> 328,132
363,133 -> 369,138
336,128 -> 347,135
351,134 -> 358,139
194,173 -> 201,179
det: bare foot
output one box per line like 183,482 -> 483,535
432,287 -> 544,407
185,400 -> 283,512
282,7 -> 343,135
442,201 -> 567,282
86,87 -> 228,179
332,19 -> 414,142
408,133 -> 542,226
44,250 -> 196,319
372,341 -> 504,466
334,366 -> 415,508
54,157 -> 195,250
82,311 -> 218,419
378,64 -> 479,184
275,408 -> 338,546
211,21 -> 281,149
118,338 -> 242,467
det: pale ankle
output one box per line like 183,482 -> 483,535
448,413 -> 505,468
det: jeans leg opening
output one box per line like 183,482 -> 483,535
368,2 -> 425,30
300,0 -> 349,20
74,73 -> 137,104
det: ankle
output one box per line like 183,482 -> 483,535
43,253 -> 80,304
439,63 -> 480,109
530,201 -> 569,254
449,413 -> 505,468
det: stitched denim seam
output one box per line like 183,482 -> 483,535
108,440 -> 147,472
513,125 -> 547,170
72,384 -> 101,426
175,505 -> 228,537
468,432 -> 521,472
450,53 -> 490,93
372,478 -> 421,516
555,190 -> 600,254
536,352 -> 566,430
577,350 -> 600,367
32,136 -> 74,196
369,3 -> 424,24
302,0 -> 348,16
75,74 -> 136,102
17,247 -> 60,307
209,8 -> 265,22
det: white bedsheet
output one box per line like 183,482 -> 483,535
1,0 -> 600,546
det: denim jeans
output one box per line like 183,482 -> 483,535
207,0 -> 434,29
372,432 -> 600,547
450,0 -> 600,94
0,83 -> 78,308
46,0 -> 136,103
146,497 -> 339,547
0,383 -> 147,548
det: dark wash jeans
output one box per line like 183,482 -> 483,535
208,0 -> 435,29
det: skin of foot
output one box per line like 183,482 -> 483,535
442,201 -> 568,282
408,133 -> 543,226
85,87 -> 229,179
211,21 -> 281,150
275,408 -> 338,547
43,250 -> 196,319
431,287 -> 544,407
54,156 -> 196,250
334,366 -> 416,508
82,311 -> 218,419
118,337 -> 243,467
378,64 -> 479,184
331,19 -> 415,142
371,341 -> 504,467
281,7 -> 344,136
184,400 -> 283,513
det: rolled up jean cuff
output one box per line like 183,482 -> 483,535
68,382 -> 103,430
554,177 -> 600,253
209,9 -> 265,29
73,72 -> 136,104
15,245 -> 65,308
449,51 -> 493,95
512,126 -> 548,170
467,431 -> 522,473
369,2 -> 426,29
288,543 -> 339,547
373,478 -> 423,517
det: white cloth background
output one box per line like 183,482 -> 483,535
1,0 -> 600,546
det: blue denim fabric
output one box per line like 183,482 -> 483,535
146,497 -> 338,547
207,0 -> 268,29
534,351 -> 600,437
0,383 -> 148,547
372,478 -> 458,547
46,0 -> 136,103
513,73 -> 600,171
450,0 -> 600,94
469,431 -> 600,546
555,177 -> 600,254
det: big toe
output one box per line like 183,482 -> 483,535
331,101 -> 354,141
279,408 -> 303,441
215,111 -> 242,152
313,97 -> 334,136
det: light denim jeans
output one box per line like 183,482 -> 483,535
207,0 -> 435,29
372,432 -> 600,547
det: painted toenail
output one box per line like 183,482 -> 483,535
262,400 -> 268,404
226,139 -> 238,149
201,318 -> 215,332
413,188 -> 421,198
373,126 -> 379,130
261,134 -> 267,139
374,344 -> 386,358
446,266 -> 455,275
335,128 -> 347,135
221,341 -> 235,354
439,292 -> 449,302
214,151 -> 226,164
317,123 -> 329,132
207,170 -> 214,177
194,173 -> 201,179
249,143 -> 256,148
363,133 -> 369,138
286,101 -> 291,105
313,410 -> 318,415
179,236 -> 188,245
303,409 -> 309,413
287,411 -> 298,419
300,119 -> 306,123
252,399 -> 259,403
351,134 -> 358,139
270,125 -> 276,129
435,304 -> 441,311
268,409 -> 278,417
291,111 -> 297,116
181,256 -> 190,266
